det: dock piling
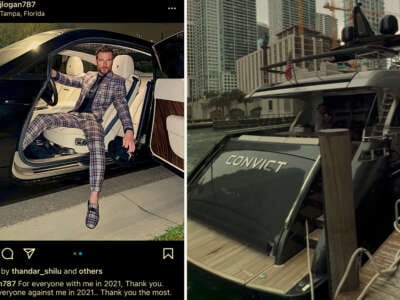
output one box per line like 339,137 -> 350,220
319,129 -> 359,299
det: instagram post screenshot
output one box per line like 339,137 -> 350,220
0,0 -> 184,298
188,0 -> 400,299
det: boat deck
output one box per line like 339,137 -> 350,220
337,230 -> 400,299
188,218 -> 315,295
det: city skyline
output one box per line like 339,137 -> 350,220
189,0 -> 400,100
268,0 -> 316,43
187,0 -> 257,99
257,0 -> 400,33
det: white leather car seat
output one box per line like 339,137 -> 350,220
54,56 -> 85,112
34,56 -> 85,115
65,56 -> 85,76
129,75 -> 152,138
43,55 -> 140,154
102,55 -> 140,148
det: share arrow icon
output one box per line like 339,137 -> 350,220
23,248 -> 36,259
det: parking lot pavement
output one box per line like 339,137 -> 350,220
0,166 -> 184,240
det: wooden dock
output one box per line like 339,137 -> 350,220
337,230 -> 400,299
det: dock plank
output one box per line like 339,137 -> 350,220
188,218 -> 275,285
188,218 -> 313,294
247,248 -> 314,294
337,231 -> 400,299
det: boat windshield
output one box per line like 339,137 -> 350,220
261,92 -> 377,141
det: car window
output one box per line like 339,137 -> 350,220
57,55 -> 97,74
14,54 -> 66,79
23,57 -> 49,76
153,32 -> 183,78
83,61 -> 97,72
133,52 -> 153,74
66,43 -> 153,75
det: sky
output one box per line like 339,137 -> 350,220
256,0 -> 400,29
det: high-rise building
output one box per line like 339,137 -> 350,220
265,26 -> 331,84
201,0 -> 221,94
220,0 -> 257,92
187,0 -> 257,98
315,13 -> 337,39
268,0 -> 316,43
236,49 -> 265,94
257,22 -> 269,49
343,0 -> 385,35
187,0 -> 202,101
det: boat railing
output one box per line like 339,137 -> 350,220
354,49 -> 394,71
263,45 -> 400,85
212,113 -> 295,129
363,127 -> 400,139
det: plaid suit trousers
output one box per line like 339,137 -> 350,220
22,112 -> 105,192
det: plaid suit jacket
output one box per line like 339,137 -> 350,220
56,71 -> 134,132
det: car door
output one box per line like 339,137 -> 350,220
0,38 -> 55,185
11,31 -> 156,183
150,32 -> 184,175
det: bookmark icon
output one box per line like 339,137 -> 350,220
23,248 -> 36,260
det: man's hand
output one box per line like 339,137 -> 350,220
123,130 -> 135,153
50,69 -> 57,79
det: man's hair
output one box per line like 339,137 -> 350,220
95,45 -> 115,59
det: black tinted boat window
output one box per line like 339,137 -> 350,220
323,93 -> 376,141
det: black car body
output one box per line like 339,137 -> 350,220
0,29 -> 184,200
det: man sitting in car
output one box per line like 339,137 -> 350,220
22,45 -> 136,229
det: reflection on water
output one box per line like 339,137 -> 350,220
188,264 -> 248,300
187,127 -> 227,173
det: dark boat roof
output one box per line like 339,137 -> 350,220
249,69 -> 400,99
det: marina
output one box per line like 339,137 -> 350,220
188,3 -> 400,299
